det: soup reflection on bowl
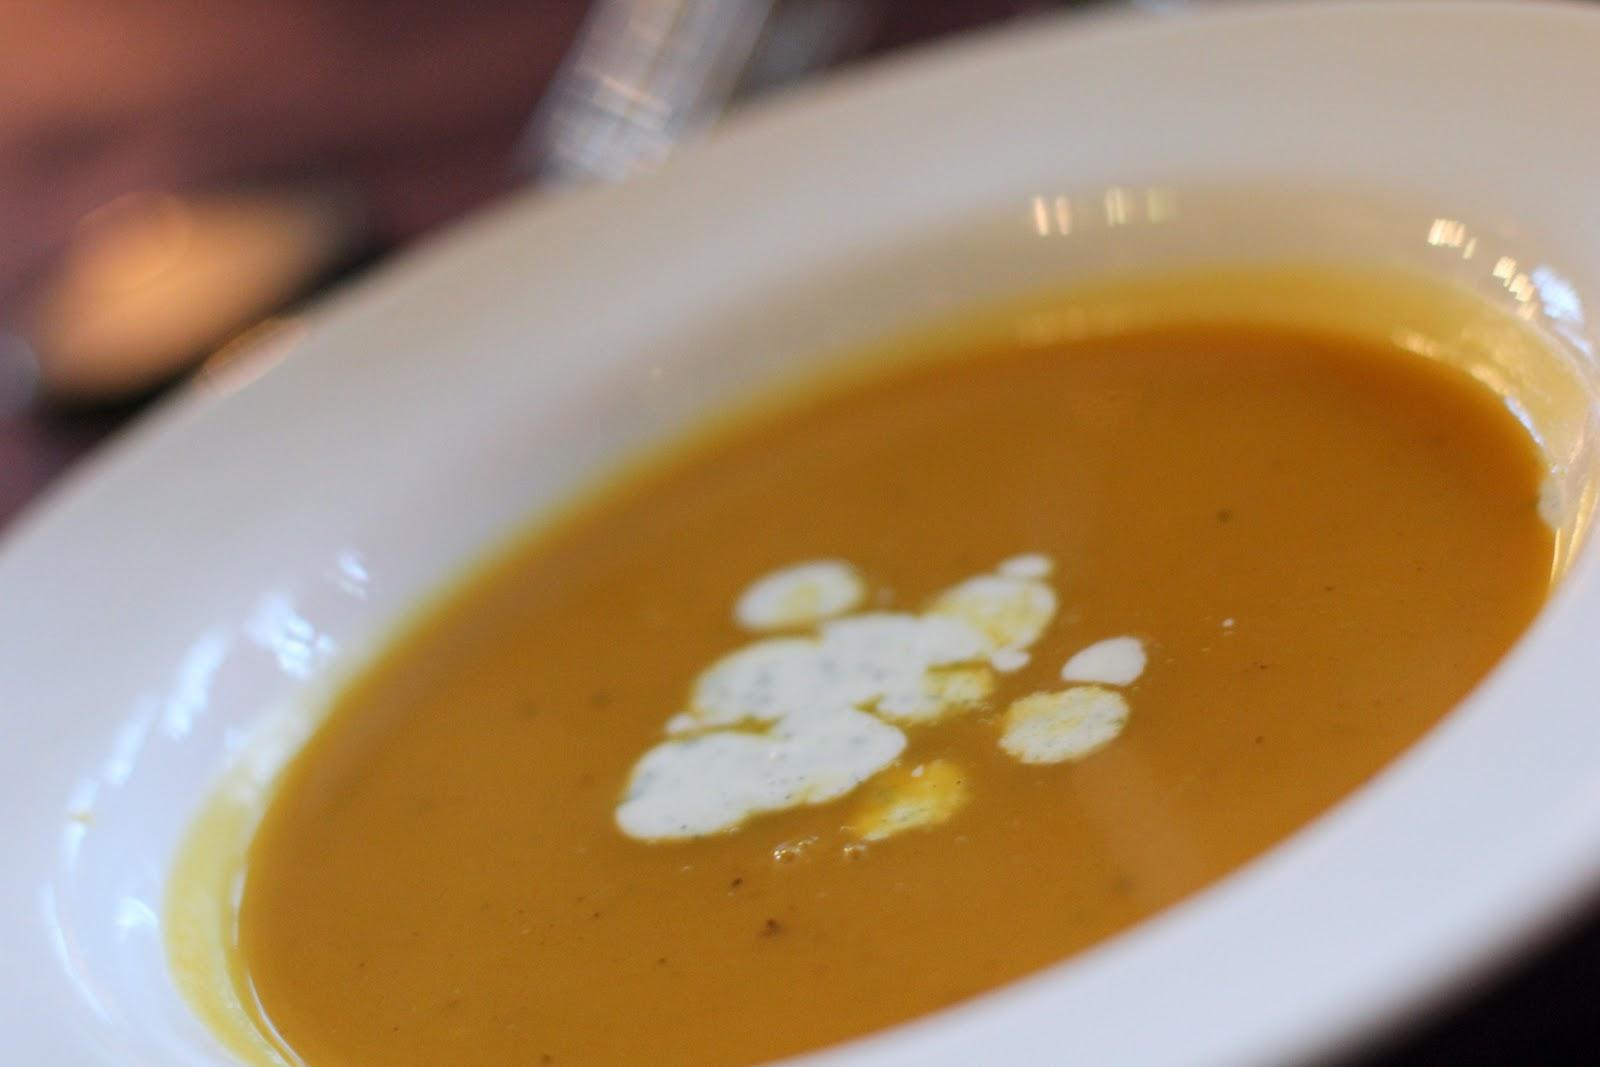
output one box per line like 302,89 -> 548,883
170,258 -> 1567,1066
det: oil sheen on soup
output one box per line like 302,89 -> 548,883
235,286 -> 1553,1066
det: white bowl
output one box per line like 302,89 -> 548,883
5,3 -> 1600,1064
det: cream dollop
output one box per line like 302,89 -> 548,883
616,556 -> 1150,842
733,560 -> 865,631
846,759 -> 970,842
1001,686 -> 1130,764
1060,636 -> 1147,686
617,557 -> 1058,841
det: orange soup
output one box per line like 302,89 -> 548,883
232,293 -> 1551,1065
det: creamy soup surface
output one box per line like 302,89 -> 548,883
235,294 -> 1552,1066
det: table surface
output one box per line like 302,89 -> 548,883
4,396 -> 1599,1065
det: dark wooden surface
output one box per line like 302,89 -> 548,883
0,403 -> 125,532
1353,900 -> 1600,1064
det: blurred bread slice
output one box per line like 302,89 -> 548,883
26,186 -> 360,402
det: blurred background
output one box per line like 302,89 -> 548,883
0,0 -> 1055,526
2,1 -> 1597,1062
